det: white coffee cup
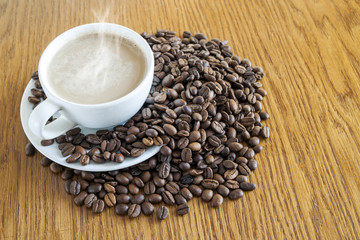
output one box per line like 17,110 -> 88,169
29,23 -> 154,139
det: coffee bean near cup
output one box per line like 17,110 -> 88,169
29,23 -> 154,140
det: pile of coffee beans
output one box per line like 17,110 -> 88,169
26,29 -> 269,219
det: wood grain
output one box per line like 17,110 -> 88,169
1,0 -> 360,239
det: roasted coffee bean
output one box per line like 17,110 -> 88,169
248,137 -> 260,147
240,182 -> 256,191
31,70 -> 39,79
259,110 -> 269,120
81,171 -> 95,181
128,204 -> 141,218
162,74 -> 174,87
115,185 -> 128,195
66,152 -> 81,163
87,183 -> 102,194
115,204 -> 129,215
248,159 -> 257,170
78,179 -> 89,191
116,174 -> 130,185
153,136 -> 164,146
74,146 -> 87,155
40,157 -> 52,166
251,126 -> 261,137
177,137 -> 189,149
224,169 -> 239,180
158,162 -> 171,179
189,185 -> 202,197
92,154 -> 105,163
131,148 -> 145,157
66,127 -> 81,136
180,188 -> 193,200
104,183 -> 116,193
228,142 -> 243,152
86,134 -> 101,144
117,194 -> 131,204
92,199 -> 105,214
225,180 -> 240,189
28,96 -> 40,104
241,117 -> 255,127
188,142 -> 201,151
131,194 -> 145,204
162,191 -> 175,205
128,183 -> 140,195
177,203 -> 190,215
165,182 -> 180,194
179,175 -> 193,185
253,144 -> 263,153
145,129 -> 158,138
163,124 -> 177,136
123,172 -> 134,182
41,139 -> 54,146
25,143 -> 35,156
149,194 -> 162,204
87,147 -> 100,157
260,126 -> 270,138
143,182 -> 155,195
132,177 -> 144,189
61,169 -> 73,180
153,176 -> 166,187
236,156 -> 248,164
236,175 -> 248,183
142,137 -> 154,146
217,185 -> 230,197
104,193 -> 116,207
140,171 -> 151,183
222,160 -> 238,169
238,163 -> 251,176
94,178 -> 106,184
181,148 -> 192,162
74,191 -> 88,206
192,175 -> 204,185
211,121 -> 223,134
61,143 -> 75,157
201,179 -> 219,189
142,108 -> 152,119
113,153 -> 124,163
141,202 -> 155,215
70,180 -> 81,195
84,194 -> 97,208
211,194 -> 223,207
213,174 -> 225,184
49,162 -> 63,173
160,145 -> 172,156
203,167 -> 214,179
174,194 -> 187,205
177,130 -> 190,137
208,135 -> 221,147
201,189 -> 214,201
157,205 -> 169,220
64,180 -> 72,194
229,189 -> 244,200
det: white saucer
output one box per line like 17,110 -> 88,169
20,79 -> 161,172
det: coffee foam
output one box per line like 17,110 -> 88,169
47,33 -> 146,104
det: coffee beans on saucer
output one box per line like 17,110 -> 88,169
26,29 -> 269,219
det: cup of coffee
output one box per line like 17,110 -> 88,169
29,23 -> 154,139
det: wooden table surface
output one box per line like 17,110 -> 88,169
1,0 -> 360,239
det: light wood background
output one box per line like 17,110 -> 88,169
1,0 -> 360,239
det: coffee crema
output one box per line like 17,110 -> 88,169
47,33 -> 146,104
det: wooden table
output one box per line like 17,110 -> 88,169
1,0 -> 360,239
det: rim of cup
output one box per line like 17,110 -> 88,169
38,23 -> 154,108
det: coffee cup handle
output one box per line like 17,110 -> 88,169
28,99 -> 76,140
